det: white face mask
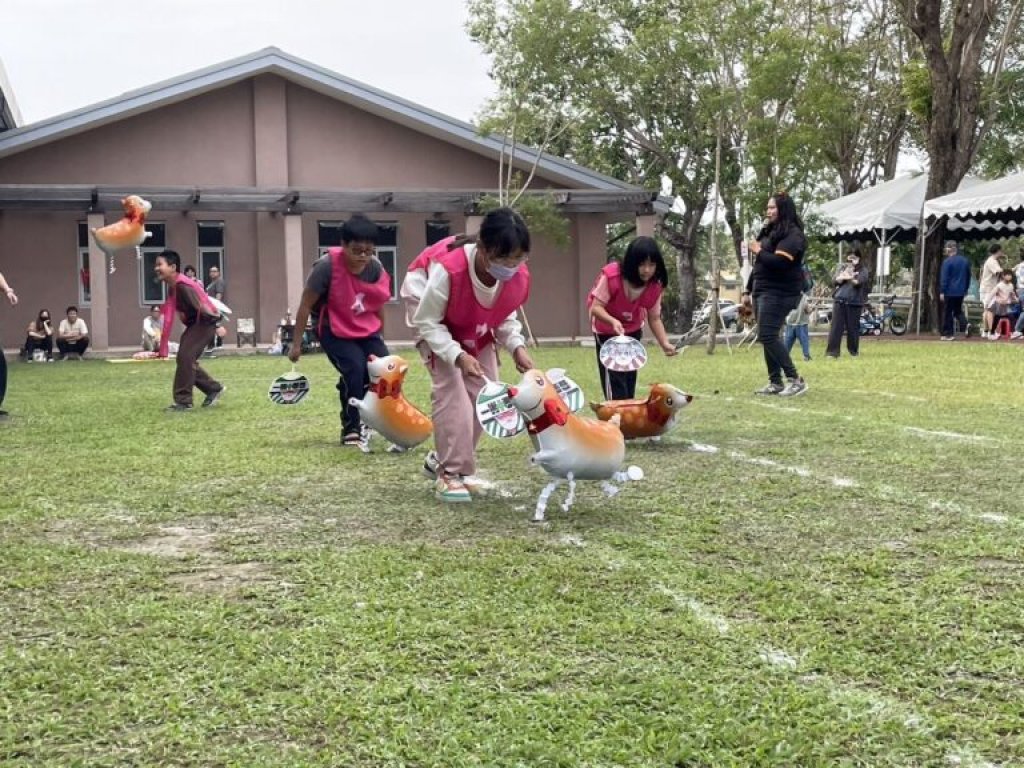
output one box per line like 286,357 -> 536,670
487,263 -> 520,282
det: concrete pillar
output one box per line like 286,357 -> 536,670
86,212 -> 109,351
635,214 -> 656,238
283,214 -> 304,312
575,214 -> 606,338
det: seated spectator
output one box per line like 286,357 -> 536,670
183,265 -> 198,279
57,305 -> 90,360
277,308 -> 296,355
141,305 -> 162,351
23,309 -> 54,361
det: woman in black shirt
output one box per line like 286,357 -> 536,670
741,191 -> 808,397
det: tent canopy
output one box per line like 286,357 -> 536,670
813,173 -> 983,244
923,172 -> 1024,237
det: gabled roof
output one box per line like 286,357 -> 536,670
0,47 -> 635,192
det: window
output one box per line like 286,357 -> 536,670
426,219 -> 450,245
76,223 -> 91,306
197,221 -> 225,287
138,224 -> 168,305
317,219 -> 399,299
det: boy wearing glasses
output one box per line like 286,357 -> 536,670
290,214 -> 391,446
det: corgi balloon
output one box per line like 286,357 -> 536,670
590,383 -> 693,440
507,368 -> 641,521
349,354 -> 432,452
90,195 -> 153,274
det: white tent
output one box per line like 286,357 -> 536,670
923,171 -> 1024,237
814,173 -> 983,244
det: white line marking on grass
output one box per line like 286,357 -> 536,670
588,545 -> 1001,768
904,427 -> 995,443
978,513 -> 1008,524
684,441 -> 857,488
851,389 -> 928,402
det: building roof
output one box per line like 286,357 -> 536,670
0,47 -> 635,192
0,57 -> 23,133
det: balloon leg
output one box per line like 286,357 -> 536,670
108,253 -> 116,274
560,472 -> 576,512
533,479 -> 561,522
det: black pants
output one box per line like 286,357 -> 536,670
826,301 -> 862,357
942,296 -> 968,337
755,292 -> 800,386
174,323 -> 221,406
0,347 -> 7,409
57,338 -> 89,357
594,329 -> 643,400
318,325 -> 389,435
25,335 -> 54,359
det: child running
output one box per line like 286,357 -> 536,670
400,207 -> 534,503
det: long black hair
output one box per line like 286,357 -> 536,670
34,308 -> 51,333
621,236 -> 668,287
758,190 -> 804,249
447,207 -> 531,258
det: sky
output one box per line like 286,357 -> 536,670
0,0 -> 497,126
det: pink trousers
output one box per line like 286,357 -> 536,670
418,342 -> 498,477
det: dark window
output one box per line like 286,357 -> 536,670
426,220 -> 450,245
197,221 -> 224,247
318,221 -> 344,248
140,223 -> 168,304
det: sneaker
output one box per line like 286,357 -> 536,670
435,473 -> 471,503
201,385 -> 226,408
165,403 -> 193,412
422,450 -> 441,480
1011,331 -> 1023,340
988,333 -> 1000,341
755,382 -> 784,395
342,431 -> 361,446
779,377 -> 808,398
940,336 -> 955,341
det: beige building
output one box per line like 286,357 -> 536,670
0,48 -> 660,351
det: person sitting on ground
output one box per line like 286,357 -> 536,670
57,305 -> 90,360
23,309 -> 54,361
141,305 -> 162,351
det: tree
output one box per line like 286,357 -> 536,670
902,0 -> 1024,329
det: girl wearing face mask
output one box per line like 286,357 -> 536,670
826,249 -> 871,358
401,207 -> 535,503
24,309 -> 54,362
587,236 -> 677,400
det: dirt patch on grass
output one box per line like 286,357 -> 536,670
115,525 -> 219,558
166,561 -> 275,593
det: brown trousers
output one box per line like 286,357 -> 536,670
173,323 -> 221,405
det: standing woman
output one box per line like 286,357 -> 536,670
826,249 -> 870,358
0,270 -> 18,419
154,250 -> 226,411
741,191 -> 808,397
587,236 -> 677,400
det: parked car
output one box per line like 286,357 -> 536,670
694,299 -> 741,330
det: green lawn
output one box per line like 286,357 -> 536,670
2,339 -> 1022,767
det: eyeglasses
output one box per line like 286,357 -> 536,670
348,245 -> 376,257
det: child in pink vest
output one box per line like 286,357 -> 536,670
401,208 -> 534,503
154,249 -> 225,411
290,215 -> 392,445
587,236 -> 677,400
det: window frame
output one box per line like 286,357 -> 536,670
137,223 -> 168,307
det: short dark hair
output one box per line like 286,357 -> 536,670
341,214 -> 379,245
157,249 -> 181,272
478,207 -> 531,259
183,264 -> 196,275
621,236 -> 668,287
66,305 -> 79,314
989,243 -> 1003,255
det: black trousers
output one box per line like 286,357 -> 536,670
755,292 -> 800,386
25,335 -> 54,359
57,338 -> 89,356
827,301 -> 862,357
318,325 -> 389,435
942,296 -> 968,337
593,328 -> 643,400
0,346 -> 7,409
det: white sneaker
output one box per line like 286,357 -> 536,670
435,473 -> 471,503
460,474 -> 495,494
422,450 -> 441,480
1011,331 -> 1023,340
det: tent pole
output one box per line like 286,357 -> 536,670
915,226 -> 927,335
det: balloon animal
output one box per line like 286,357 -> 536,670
90,195 -> 153,274
349,354 -> 433,452
507,368 -> 640,521
590,383 -> 693,440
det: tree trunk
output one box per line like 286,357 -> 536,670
658,203 -> 706,332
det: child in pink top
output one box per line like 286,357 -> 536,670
401,208 -> 534,503
291,215 -> 392,445
587,236 -> 677,400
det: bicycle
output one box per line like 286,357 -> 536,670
860,294 -> 908,336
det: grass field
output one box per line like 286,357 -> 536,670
2,338 -> 1022,767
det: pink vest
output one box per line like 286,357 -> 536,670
409,238 -> 530,351
587,262 -> 662,334
321,247 -> 392,338
158,273 -> 220,358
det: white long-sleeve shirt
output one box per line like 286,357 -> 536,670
402,243 -> 526,365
